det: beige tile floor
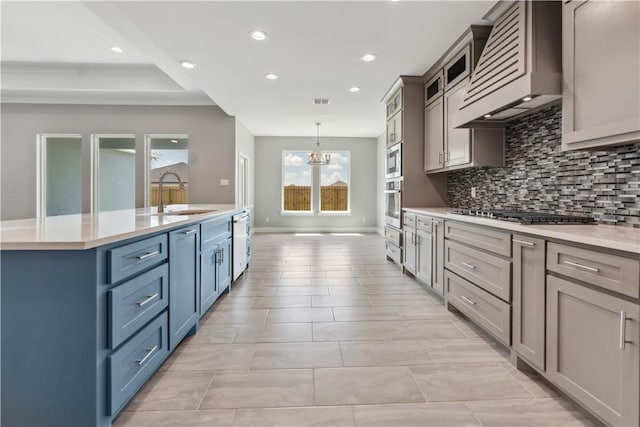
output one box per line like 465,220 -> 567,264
115,233 -> 599,427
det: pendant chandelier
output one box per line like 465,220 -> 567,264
308,122 -> 331,165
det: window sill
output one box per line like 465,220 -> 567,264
280,211 -> 314,216
318,211 -> 351,216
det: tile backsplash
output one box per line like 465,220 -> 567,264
447,104 -> 640,227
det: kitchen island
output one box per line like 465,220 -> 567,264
1,205 -> 248,427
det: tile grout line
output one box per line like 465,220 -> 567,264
196,371 -> 218,410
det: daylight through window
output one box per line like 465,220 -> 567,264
282,151 -> 312,212
320,152 -> 350,212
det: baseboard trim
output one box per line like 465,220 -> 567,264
253,227 -> 379,233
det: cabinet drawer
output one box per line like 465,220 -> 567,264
446,270 -> 511,346
109,311 -> 169,416
201,217 -> 231,251
445,240 -> 511,302
416,215 -> 433,232
386,241 -> 401,264
385,226 -> 401,247
108,234 -> 168,284
403,212 -> 416,228
547,242 -> 640,298
445,220 -> 511,256
109,264 -> 169,349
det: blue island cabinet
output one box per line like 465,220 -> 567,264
0,212 -> 237,427
199,216 -> 232,316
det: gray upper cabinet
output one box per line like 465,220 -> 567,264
512,235 -> 546,371
562,0 -> 640,150
547,275 -> 639,427
424,97 -> 444,171
386,110 -> 403,147
386,88 -> 403,120
422,27 -> 505,174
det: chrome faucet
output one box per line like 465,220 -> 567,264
157,171 -> 185,214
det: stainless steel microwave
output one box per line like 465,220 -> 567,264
385,143 -> 402,179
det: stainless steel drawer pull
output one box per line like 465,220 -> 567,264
136,293 -> 159,307
461,262 -> 476,270
513,239 -> 535,246
620,311 -> 632,350
183,229 -> 197,235
137,251 -> 160,261
136,345 -> 158,366
563,260 -> 599,273
461,295 -> 476,305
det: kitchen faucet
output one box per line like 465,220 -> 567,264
157,171 -> 185,214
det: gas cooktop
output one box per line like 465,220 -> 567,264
450,209 -> 596,225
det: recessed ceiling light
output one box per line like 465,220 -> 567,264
110,46 -> 123,53
265,73 -> 279,80
171,139 -> 179,143
250,30 -> 267,41
349,86 -> 361,93
361,53 -> 376,62
522,96 -> 533,102
180,60 -> 195,69
484,114 -> 492,118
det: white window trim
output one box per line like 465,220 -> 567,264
319,150 -> 351,214
36,133 -> 84,218
281,149 -> 313,214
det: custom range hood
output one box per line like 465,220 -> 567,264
454,0 -> 562,128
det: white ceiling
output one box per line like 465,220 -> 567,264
1,1 -> 497,137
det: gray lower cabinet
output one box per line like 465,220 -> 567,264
562,0 -> 640,150
432,219 -> 445,294
512,235 -> 546,371
547,275 -> 639,426
416,228 -> 433,287
169,225 -> 200,350
403,226 -> 417,275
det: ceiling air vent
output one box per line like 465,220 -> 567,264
312,98 -> 331,105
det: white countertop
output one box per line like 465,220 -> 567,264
403,207 -> 640,255
0,204 -> 244,250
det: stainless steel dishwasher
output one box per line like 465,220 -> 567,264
232,211 -> 249,280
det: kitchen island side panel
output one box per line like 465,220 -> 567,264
1,249 -> 110,427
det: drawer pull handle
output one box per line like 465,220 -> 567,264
183,229 -> 197,235
461,295 -> 476,305
620,311 -> 632,350
563,260 -> 599,273
136,345 -> 158,366
137,251 -> 160,261
461,262 -> 476,270
513,239 -> 535,246
136,293 -> 159,307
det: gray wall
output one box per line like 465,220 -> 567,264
254,136 -> 377,231
1,103 -> 236,220
376,132 -> 386,234
448,105 -> 640,227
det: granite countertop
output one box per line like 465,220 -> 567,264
0,204 -> 244,250
403,207 -> 640,255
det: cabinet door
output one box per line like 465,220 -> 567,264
424,97 -> 444,172
217,237 -> 232,295
169,226 -> 200,350
444,78 -> 471,167
403,229 -> 417,275
416,230 -> 433,287
432,219 -> 445,295
200,245 -> 218,316
547,275 -> 639,426
562,0 -> 640,149
512,235 -> 546,371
